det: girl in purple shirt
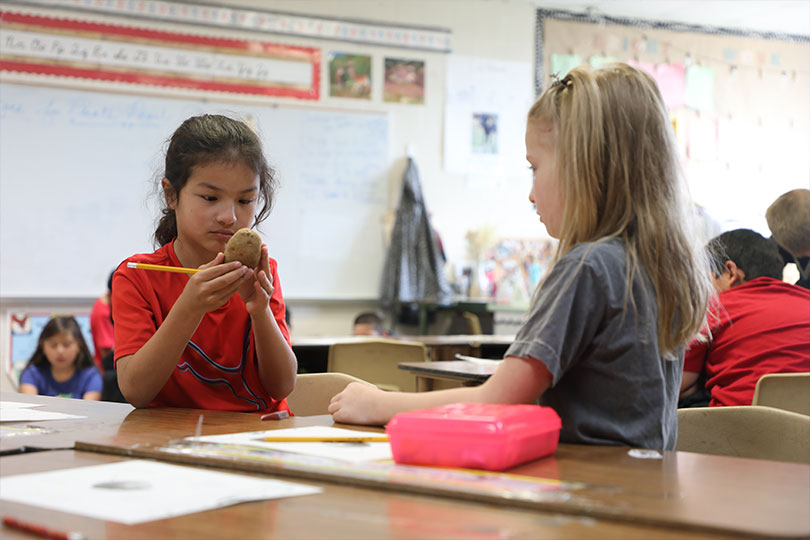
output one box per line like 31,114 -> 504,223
19,316 -> 102,400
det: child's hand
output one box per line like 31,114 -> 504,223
175,253 -> 247,316
328,382 -> 388,425
239,244 -> 274,316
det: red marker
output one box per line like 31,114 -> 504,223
2,515 -> 85,540
261,410 -> 290,421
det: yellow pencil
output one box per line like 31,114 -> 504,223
126,262 -> 199,274
261,436 -> 389,443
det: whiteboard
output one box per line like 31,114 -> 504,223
0,83 -> 389,299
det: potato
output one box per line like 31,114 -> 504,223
224,228 -> 262,269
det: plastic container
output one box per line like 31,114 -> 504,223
386,403 -> 561,471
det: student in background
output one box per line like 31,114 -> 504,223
18,316 -> 102,400
330,64 -> 714,450
352,311 -> 385,336
766,188 -> 810,289
680,229 -> 810,407
112,114 -> 296,412
89,270 -> 115,373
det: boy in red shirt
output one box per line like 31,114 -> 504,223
680,229 -> 810,407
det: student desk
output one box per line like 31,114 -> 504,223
2,394 -> 809,539
2,450 -> 740,540
293,334 -> 514,373
1,394 -> 135,454
398,360 -> 496,391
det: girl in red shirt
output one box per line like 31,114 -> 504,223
112,115 -> 296,412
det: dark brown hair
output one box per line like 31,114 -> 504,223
24,316 -> 94,371
154,114 -> 277,247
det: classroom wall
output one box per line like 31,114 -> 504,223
0,0 -> 537,367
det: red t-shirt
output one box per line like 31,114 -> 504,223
112,240 -> 291,413
684,277 -> 810,406
89,297 -> 114,372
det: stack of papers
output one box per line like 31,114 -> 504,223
0,400 -> 85,422
194,426 -> 393,463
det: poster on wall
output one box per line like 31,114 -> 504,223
443,56 -> 533,181
383,57 -> 425,104
0,8 -> 320,100
328,52 -> 371,99
7,313 -> 94,383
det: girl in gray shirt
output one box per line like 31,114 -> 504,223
329,63 -> 714,451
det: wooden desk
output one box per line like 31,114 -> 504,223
2,394 -> 808,539
1,450 -> 736,540
399,360 -> 496,391
293,334 -> 515,372
1,393 -> 134,453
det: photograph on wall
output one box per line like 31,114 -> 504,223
383,58 -> 425,104
472,113 -> 498,154
329,52 -> 372,99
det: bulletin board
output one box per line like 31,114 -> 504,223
536,10 -> 810,236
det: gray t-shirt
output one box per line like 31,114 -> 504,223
505,238 -> 682,450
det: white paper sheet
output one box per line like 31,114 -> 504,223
0,408 -> 85,422
0,400 -> 42,409
0,460 -> 321,525
194,426 -> 393,463
454,354 -> 502,367
443,56 -> 533,177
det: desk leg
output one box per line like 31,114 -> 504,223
416,376 -> 433,392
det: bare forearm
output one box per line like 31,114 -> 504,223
117,306 -> 202,408
680,370 -> 700,398
252,307 -> 297,400
330,356 -> 552,426
375,385 -> 486,422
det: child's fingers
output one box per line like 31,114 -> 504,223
196,261 -> 242,282
260,244 -> 270,272
256,270 -> 274,296
195,265 -> 248,299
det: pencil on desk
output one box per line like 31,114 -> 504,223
127,262 -> 199,274
3,515 -> 85,540
261,435 -> 389,443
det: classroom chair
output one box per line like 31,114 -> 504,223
752,372 -> 810,416
446,312 -> 483,335
1,370 -> 17,393
287,372 -> 368,416
327,339 -> 428,392
676,405 -> 810,464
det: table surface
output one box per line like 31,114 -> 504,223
398,360 -> 498,382
2,393 -> 809,539
292,334 -> 516,348
292,334 -> 515,370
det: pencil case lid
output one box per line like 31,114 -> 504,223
385,403 -> 561,471
387,402 -> 560,435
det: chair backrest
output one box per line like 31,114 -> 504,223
1,369 -> 17,393
327,338 -> 428,392
287,372 -> 368,416
752,372 -> 810,416
447,312 -> 483,335
677,405 -> 810,464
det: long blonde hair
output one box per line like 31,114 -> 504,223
529,63 -> 713,357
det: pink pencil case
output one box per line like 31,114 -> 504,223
386,403 -> 561,471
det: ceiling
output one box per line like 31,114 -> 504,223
529,0 -> 810,37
